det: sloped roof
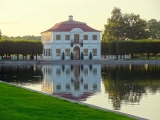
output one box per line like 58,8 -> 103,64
41,16 -> 101,33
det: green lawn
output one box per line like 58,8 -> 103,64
0,82 -> 135,120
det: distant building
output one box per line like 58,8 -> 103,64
41,15 -> 101,60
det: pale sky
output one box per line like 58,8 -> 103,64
0,0 -> 160,37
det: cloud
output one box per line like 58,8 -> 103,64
0,21 -> 18,24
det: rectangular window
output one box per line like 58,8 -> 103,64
46,49 -> 48,56
92,49 -> 97,56
84,84 -> 88,90
84,35 -> 88,40
65,35 -> 70,40
92,35 -> 97,40
74,34 -> 79,43
83,49 -> 88,56
93,84 -> 97,90
66,84 -> 70,91
84,68 -> 88,75
48,49 -> 51,56
65,49 -> 70,56
56,85 -> 61,90
44,49 -> 45,56
93,68 -> 97,75
56,69 -> 61,75
56,35 -> 61,40
66,69 -> 70,75
56,49 -> 61,56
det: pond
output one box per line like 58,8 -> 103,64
0,64 -> 160,120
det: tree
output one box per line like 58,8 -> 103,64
62,52 -> 65,60
70,52 -> 74,60
81,52 -> 84,60
102,7 -> 149,41
147,19 -> 160,39
122,14 -> 149,40
102,7 -> 123,41
89,52 -> 92,60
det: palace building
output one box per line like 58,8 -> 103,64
41,15 -> 101,60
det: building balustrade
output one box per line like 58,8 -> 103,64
71,39 -> 83,47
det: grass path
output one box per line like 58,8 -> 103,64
0,82 -> 135,120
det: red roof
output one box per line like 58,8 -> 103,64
41,19 -> 101,33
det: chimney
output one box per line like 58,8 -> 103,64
69,15 -> 73,21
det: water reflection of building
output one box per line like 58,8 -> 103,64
42,65 -> 101,100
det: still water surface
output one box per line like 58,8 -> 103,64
0,64 -> 160,120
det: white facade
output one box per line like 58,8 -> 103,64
42,65 -> 101,98
41,16 -> 101,60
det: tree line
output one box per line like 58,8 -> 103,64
0,40 -> 43,60
0,35 -> 41,41
101,40 -> 160,59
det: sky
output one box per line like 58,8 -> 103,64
0,0 -> 160,37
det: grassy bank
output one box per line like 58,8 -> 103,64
0,82 -> 135,120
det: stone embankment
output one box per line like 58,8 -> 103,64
1,60 -> 160,65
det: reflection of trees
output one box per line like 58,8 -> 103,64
101,64 -> 160,110
0,65 -> 43,84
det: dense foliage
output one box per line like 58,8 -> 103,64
101,43 -> 109,55
1,35 -> 41,41
102,7 -> 160,42
102,40 -> 160,59
0,40 -> 43,60
147,19 -> 160,39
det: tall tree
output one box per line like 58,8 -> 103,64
123,13 -> 149,40
147,19 -> 160,39
102,7 -> 149,41
102,7 -> 123,42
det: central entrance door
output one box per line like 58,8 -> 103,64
74,46 -> 80,60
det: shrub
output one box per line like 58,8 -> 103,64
89,52 -> 92,60
62,52 -> 65,60
70,52 -> 74,60
81,52 -> 84,60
